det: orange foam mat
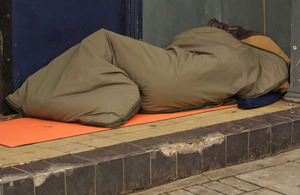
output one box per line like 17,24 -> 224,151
0,105 -> 236,147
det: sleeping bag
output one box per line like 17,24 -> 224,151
5,27 -> 289,127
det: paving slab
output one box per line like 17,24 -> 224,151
168,189 -> 195,195
130,174 -> 209,195
133,149 -> 300,195
237,162 -> 300,195
203,148 -> 300,180
185,184 -> 223,195
203,181 -> 243,195
241,188 -> 282,195
219,177 -> 260,192
1,100 -> 300,195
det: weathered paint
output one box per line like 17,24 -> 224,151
11,0 -> 128,90
127,0 -> 143,40
142,0 -> 222,48
265,0 -> 291,56
142,0 -> 291,52
0,0 -> 13,114
285,0 -> 300,102
222,0 -> 264,33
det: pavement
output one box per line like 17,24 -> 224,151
1,100 -> 298,168
131,148 -> 300,195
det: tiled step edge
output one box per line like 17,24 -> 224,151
1,108 -> 300,195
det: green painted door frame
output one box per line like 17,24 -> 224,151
285,0 -> 300,102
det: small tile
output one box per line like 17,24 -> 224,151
129,137 -> 167,150
252,113 -> 292,125
80,137 -> 122,148
68,146 -> 96,154
151,150 -> 176,186
108,132 -> 149,142
101,143 -> 145,156
271,123 -> 292,154
13,160 -> 65,195
202,141 -> 225,171
292,120 -> 300,146
5,145 -> 41,154
62,134 -> 98,142
90,130 -> 121,138
134,128 -> 170,137
74,148 -> 116,163
35,172 -> 65,195
44,154 -> 92,167
271,107 -> 300,120
147,120 -> 180,127
0,145 -> 10,151
181,127 -> 216,139
14,160 -> 55,174
96,158 -> 123,195
124,153 -> 150,192
0,167 -> 28,182
52,142 -> 92,153
254,104 -> 288,113
34,140 -> 72,149
177,152 -> 201,179
226,132 -> 248,165
2,155 -> 39,167
222,109 -> 265,119
202,113 -> 241,124
206,122 -> 245,135
162,123 -> 196,133
2,178 -> 34,195
231,118 -> 269,130
249,127 -> 271,160
272,108 -> 300,147
66,165 -> 95,195
271,100 -> 300,109
0,160 -> 19,169
252,114 -> 292,154
154,132 -> 190,143
7,146 -> 65,163
42,155 -> 94,195
27,148 -> 66,160
118,125 -> 151,133
182,116 -> 227,129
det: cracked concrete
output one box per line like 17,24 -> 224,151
159,132 -> 224,156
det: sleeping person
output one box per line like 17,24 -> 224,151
5,19 -> 289,127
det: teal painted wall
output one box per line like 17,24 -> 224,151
142,0 -> 291,56
142,0 -> 222,48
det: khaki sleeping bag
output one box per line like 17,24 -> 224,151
6,27 -> 289,127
